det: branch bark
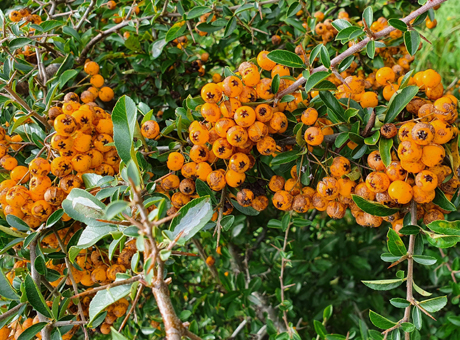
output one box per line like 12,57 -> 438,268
403,201 -> 417,340
276,0 -> 449,99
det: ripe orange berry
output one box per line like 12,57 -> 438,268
223,76 -> 243,97
84,61 -> 100,75
255,104 -> 273,123
366,172 -> 390,193
234,106 -> 256,127
388,180 -> 413,204
272,190 -> 293,211
360,92 -> 378,108
141,120 -> 160,139
90,74 -> 105,88
269,175 -> 285,192
98,87 -> 114,102
225,170 -> 246,187
411,122 -> 435,145
10,166 -> 30,184
9,10 -> 22,22
375,67 -> 396,86
226,126 -> 248,147
330,156 -> 351,177
317,177 -> 339,200
383,84 -> 399,101
304,127 -> 324,146
257,51 -> 276,71
422,69 -> 441,88
54,114 -> 78,136
167,152 -> 185,171
301,108 -> 318,125
421,143 -> 445,167
229,153 -> 250,173
256,136 -> 276,155
201,83 -> 222,104
31,200 -> 52,221
94,134 -> 114,153
212,138 -> 234,159
29,158 -> 51,177
0,155 -> 18,170
195,162 -> 212,181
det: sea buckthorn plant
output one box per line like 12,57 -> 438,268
0,0 -> 459,340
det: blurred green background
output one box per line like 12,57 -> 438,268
416,1 -> 460,87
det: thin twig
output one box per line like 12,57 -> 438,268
118,284 -> 144,332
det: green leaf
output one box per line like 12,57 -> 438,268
388,19 -> 408,32
0,269 -> 19,300
314,320 -> 327,338
413,281 -> 432,297
425,232 -> 460,249
401,323 -> 415,333
319,91 -> 345,118
412,255 -> 437,266
352,195 -> 399,217
231,199 -> 260,216
223,17 -> 237,38
59,69 -> 79,89
17,323 -> 47,340
427,219 -> 460,236
286,2 -> 302,17
272,74 -> 280,94
46,209 -> 64,228
151,39 -> 167,59
195,179 -> 217,204
387,228 -> 407,256
165,23 -> 187,43
364,131 -> 380,145
366,40 -> 375,59
6,215 -> 30,231
362,7 -> 373,27
332,19 -> 352,31
25,275 -> 52,319
280,95 -> 295,103
112,95 -> 137,164
69,224 -> 118,262
432,188 -> 456,212
323,305 -> 333,320
9,38 -> 31,50
418,296 -> 447,313
166,196 -> 213,243
88,274 -> 133,326
221,215 -> 235,231
305,71 -> 330,93
378,137 -> 393,168
362,279 -> 403,291
62,26 -> 81,42
186,6 -> 212,19
369,310 -> 397,330
320,45 -> 330,69
62,188 -> 106,227
105,201 -> 129,220
404,30 -> 420,56
267,50 -> 305,68
398,225 -> 420,235
412,307 -> 422,330
398,70 -> 415,90
390,298 -> 411,308
384,86 -> 419,123
111,327 -> 129,340
271,150 -> 299,165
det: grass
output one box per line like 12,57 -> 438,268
415,1 -> 460,89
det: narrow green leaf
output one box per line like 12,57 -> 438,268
25,275 -> 52,319
432,188 -> 456,212
404,30 -> 420,56
387,228 -> 407,256
369,310 -> 397,330
267,50 -> 305,68
384,86 -> 419,123
362,279 -> 403,291
352,195 -> 399,217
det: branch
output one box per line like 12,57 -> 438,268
192,239 -> 227,293
0,303 -> 25,323
404,201 -> 417,340
276,0 -> 449,99
75,0 -> 96,31
3,85 -> 51,131
118,284 -> 144,332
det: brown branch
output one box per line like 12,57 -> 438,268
119,284 -> 144,332
192,239 -> 226,293
276,0 -> 449,99
75,0 -> 96,31
403,201 -> 417,340
3,85 -> 51,131
0,303 -> 25,323
361,110 -> 376,137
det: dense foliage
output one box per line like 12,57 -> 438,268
0,1 -> 459,340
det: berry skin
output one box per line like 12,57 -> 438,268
272,190 -> 293,211
179,178 -> 195,195
10,166 -> 30,184
201,103 -> 221,123
98,87 -> 114,102
367,151 -> 385,171
248,121 -> 268,142
380,123 -> 397,139
223,76 -> 243,98
94,134 -> 114,153
255,104 -> 273,123
195,162 -> 213,181
330,156 -> 351,178
354,182 -> 376,201
71,154 -> 92,173
388,180 -> 413,204
167,152 -> 184,171
234,106 -> 256,128
411,122 -> 435,145
304,127 -> 324,146
317,177 -> 339,200
415,170 -> 438,192
84,61 -> 100,75
226,126 -> 248,147
257,51 -> 276,71
51,157 -> 73,177
421,143 -> 445,167
225,170 -> 246,187
301,108 -> 318,125
376,67 -> 396,86
431,120 -> 453,144
0,155 -> 18,170
413,186 -> 435,204
365,172 -> 390,193
212,138 -> 234,159
237,188 -> 254,207
229,153 -> 250,173
60,175 -> 83,194
269,175 -> 285,192
398,122 -> 416,142
29,158 -> 51,177
201,83 -> 222,104
54,114 -> 78,136
383,84 -> 399,101
422,69 -> 441,88
161,174 -> 180,191
90,74 -> 104,88
360,92 -> 378,108
44,187 -> 66,206
292,194 -> 311,213
256,136 -> 276,156
31,200 -> 53,221
252,195 -> 269,212
312,193 -> 327,211
171,192 -> 190,208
